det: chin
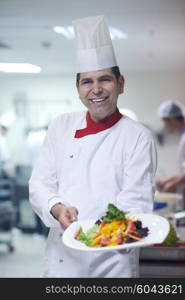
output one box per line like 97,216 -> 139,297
94,112 -> 110,121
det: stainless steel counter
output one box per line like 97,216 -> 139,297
139,246 -> 185,277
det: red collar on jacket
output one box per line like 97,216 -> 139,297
74,108 -> 122,138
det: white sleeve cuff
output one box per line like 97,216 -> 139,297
48,197 -> 70,211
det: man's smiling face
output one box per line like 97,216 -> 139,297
77,68 -> 124,122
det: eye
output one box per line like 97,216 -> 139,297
81,80 -> 92,85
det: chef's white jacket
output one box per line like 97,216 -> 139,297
29,111 -> 157,277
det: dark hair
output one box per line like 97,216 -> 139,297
76,66 -> 121,86
163,116 -> 184,122
175,116 -> 184,122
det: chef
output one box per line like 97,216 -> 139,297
29,15 -> 157,277
156,100 -> 185,208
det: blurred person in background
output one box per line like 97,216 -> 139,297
29,15 -> 157,278
156,100 -> 185,207
26,127 -> 47,166
0,125 -> 15,179
26,126 -> 48,238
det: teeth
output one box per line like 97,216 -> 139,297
91,98 -> 105,103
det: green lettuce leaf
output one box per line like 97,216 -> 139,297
77,224 -> 100,246
102,203 -> 128,223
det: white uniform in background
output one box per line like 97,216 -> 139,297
158,100 -> 185,207
177,128 -> 185,208
26,129 -> 47,166
178,128 -> 185,177
29,110 -> 157,277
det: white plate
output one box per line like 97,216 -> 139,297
62,213 -> 170,252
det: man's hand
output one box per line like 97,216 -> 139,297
156,176 -> 185,193
163,176 -> 183,192
163,181 -> 177,192
156,176 -> 180,191
156,179 -> 166,190
50,203 -> 78,229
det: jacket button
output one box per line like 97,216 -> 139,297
59,233 -> 63,237
59,259 -> 63,263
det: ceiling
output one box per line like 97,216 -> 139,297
0,0 -> 185,75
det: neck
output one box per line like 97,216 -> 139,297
89,108 -> 117,123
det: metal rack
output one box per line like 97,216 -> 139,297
0,178 -> 16,252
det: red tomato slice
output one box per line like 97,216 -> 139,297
100,236 -> 111,245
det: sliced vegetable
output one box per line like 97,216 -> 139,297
127,233 -> 144,241
74,203 -> 149,248
102,203 -> 128,223
77,230 -> 91,246
76,224 -> 99,246
74,226 -> 82,240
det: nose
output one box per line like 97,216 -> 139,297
92,81 -> 103,95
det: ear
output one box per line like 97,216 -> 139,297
76,84 -> 83,102
76,83 -> 80,93
118,75 -> 125,94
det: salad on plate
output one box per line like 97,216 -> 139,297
74,204 -> 149,248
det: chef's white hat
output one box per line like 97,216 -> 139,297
158,100 -> 184,118
72,15 -> 117,73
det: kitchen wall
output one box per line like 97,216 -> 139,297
0,70 -> 185,175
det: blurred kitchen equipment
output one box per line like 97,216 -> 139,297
154,191 -> 183,216
140,246 -> 185,262
0,178 -> 16,252
171,211 -> 185,237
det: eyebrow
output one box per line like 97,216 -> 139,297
80,74 -> 114,84
99,75 -> 113,80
